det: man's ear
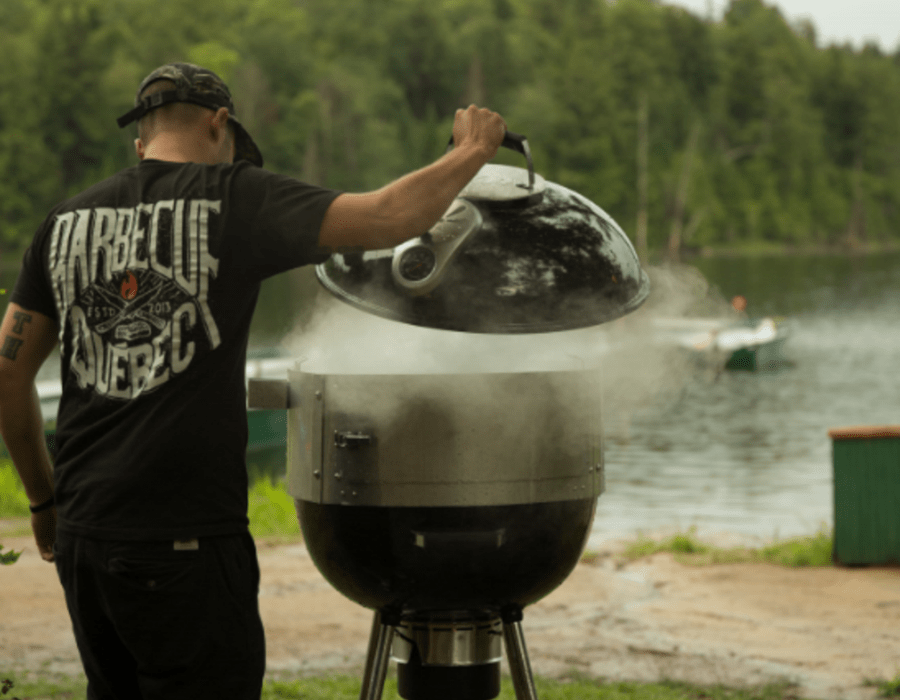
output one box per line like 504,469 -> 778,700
210,107 -> 230,141
134,138 -> 145,160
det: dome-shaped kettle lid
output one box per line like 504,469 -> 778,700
316,134 -> 650,333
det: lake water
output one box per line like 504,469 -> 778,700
3,250 -> 899,545
593,251 -> 900,546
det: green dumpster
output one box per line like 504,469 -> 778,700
830,425 -> 900,566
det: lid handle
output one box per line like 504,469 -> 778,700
446,130 -> 535,191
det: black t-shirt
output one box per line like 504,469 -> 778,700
11,159 -> 340,540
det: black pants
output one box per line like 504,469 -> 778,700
54,530 -> 266,700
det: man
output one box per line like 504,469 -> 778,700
0,62 -> 506,699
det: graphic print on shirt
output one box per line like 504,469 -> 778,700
48,200 -> 222,400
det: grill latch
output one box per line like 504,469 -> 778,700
334,431 -> 374,449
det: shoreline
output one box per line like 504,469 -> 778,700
3,241 -> 900,277
683,240 -> 900,260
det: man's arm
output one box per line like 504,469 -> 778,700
317,104 -> 507,252
0,303 -> 58,561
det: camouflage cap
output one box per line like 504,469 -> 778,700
117,62 -> 263,167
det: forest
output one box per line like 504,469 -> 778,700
1,0 -> 900,262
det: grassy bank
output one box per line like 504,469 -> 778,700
247,476 -> 301,539
0,461 -> 31,519
3,461 -> 834,563
0,460 -> 301,541
604,527 -> 835,568
665,239 -> 900,262
0,670 -> 820,700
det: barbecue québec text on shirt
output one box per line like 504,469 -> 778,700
48,198 -> 222,400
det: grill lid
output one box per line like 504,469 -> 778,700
316,134 -> 650,333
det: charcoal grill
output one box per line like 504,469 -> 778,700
248,133 -> 648,700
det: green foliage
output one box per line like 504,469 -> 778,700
876,674 -> 900,698
624,528 -> 713,560
757,528 -> 833,567
622,527 -> 834,567
0,461 -> 30,519
1,456 -> 298,538
0,546 -> 22,565
0,677 -> 19,699
0,671 -> 804,700
247,477 -> 300,539
866,674 -> 900,698
263,675 -> 394,699
0,671 -> 84,699
2,0 -> 900,257
1,459 -> 30,566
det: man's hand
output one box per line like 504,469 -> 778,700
318,104 -> 508,252
452,104 -> 507,160
31,508 -> 56,562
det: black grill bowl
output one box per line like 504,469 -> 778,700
297,498 -> 597,612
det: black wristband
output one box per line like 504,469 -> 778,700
29,496 -> 55,513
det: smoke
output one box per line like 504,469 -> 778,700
281,284 -> 620,375
283,262 -> 727,364
279,262 -> 732,444
309,368 -> 605,507
593,263 -> 733,440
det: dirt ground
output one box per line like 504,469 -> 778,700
1,527 -> 898,700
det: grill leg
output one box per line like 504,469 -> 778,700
359,609 -> 398,700
502,607 -> 539,700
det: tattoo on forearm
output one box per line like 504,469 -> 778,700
11,311 -> 33,335
0,336 -> 24,360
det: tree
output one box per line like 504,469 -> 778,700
3,0 -> 900,256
